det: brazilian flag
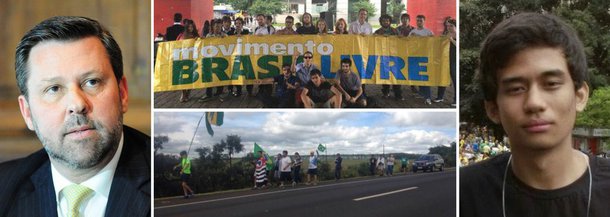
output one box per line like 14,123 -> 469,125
317,144 -> 326,152
205,112 -> 224,136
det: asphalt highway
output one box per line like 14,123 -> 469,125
155,169 -> 456,217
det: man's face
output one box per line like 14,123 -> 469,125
303,53 -> 313,64
416,17 -> 424,28
304,15 -> 311,24
311,74 -> 322,86
285,18 -> 293,29
257,16 -> 265,26
235,20 -> 243,30
213,23 -> 222,33
18,36 -> 128,169
359,10 -> 368,21
484,47 -> 588,151
381,18 -> 391,28
282,67 -> 291,77
401,17 -> 409,25
223,20 -> 231,29
341,63 -> 350,73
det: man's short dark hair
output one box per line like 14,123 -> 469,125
340,58 -> 352,66
266,15 -> 273,22
286,16 -> 294,22
477,13 -> 588,101
359,8 -> 368,14
235,17 -> 244,24
282,63 -> 291,69
416,15 -> 425,20
180,151 -> 187,156
15,16 -> 123,98
310,69 -> 322,77
222,16 -> 231,23
256,14 -> 265,18
174,13 -> 183,22
401,13 -> 410,21
304,51 -> 313,56
379,14 -> 392,23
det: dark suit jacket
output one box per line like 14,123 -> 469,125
0,126 -> 151,217
165,24 -> 184,41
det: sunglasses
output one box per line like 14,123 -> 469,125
303,56 -> 313,59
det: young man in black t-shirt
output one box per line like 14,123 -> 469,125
257,64 -> 299,108
460,13 -> 610,217
301,69 -> 341,108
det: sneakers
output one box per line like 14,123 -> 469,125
425,98 -> 432,105
433,98 -> 444,103
199,95 -> 213,102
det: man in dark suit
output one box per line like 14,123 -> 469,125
0,16 -> 150,217
165,13 -> 184,41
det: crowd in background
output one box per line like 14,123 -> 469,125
459,124 -> 510,167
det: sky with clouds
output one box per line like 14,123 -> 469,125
154,111 -> 456,158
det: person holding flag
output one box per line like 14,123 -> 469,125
253,150 -> 269,189
307,150 -> 320,185
174,151 -> 195,198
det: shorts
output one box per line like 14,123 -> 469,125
280,172 -> 292,181
307,168 -> 318,175
181,173 -> 191,182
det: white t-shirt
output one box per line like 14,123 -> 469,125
308,154 -> 318,169
409,28 -> 434,37
254,24 -> 275,35
387,157 -> 395,166
280,156 -> 292,172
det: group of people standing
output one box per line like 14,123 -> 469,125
368,154 -> 408,176
163,9 -> 456,107
254,150 -> 320,189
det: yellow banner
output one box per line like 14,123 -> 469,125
154,35 -> 450,92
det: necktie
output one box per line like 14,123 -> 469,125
63,184 -> 93,217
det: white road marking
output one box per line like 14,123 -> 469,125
352,187 -> 418,201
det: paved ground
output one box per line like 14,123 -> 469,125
154,169 -> 456,217
155,84 -> 455,108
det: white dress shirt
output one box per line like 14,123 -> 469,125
349,20 -> 372,35
52,133 -> 124,217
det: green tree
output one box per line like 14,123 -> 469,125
428,143 -> 456,167
576,87 -> 610,128
387,0 -> 405,24
349,0 -> 377,23
248,0 -> 285,16
153,135 -> 168,155
225,134 -> 245,167
223,0 -> 253,11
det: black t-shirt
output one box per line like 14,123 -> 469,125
305,81 -> 333,103
227,28 -> 250,36
460,153 -> 610,217
297,25 -> 317,35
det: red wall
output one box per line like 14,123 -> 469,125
407,0 -> 456,36
154,0 -> 214,37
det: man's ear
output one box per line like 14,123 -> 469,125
575,82 -> 589,112
484,100 -> 501,124
118,76 -> 129,113
18,95 -> 34,130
